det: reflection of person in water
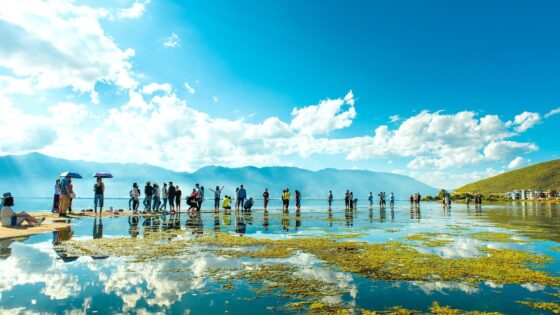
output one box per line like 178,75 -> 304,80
295,208 -> 301,230
328,207 -> 333,227
410,206 -> 421,221
214,213 -> 220,232
282,212 -> 290,231
93,218 -> 103,239
129,215 -> 139,237
380,207 -> 386,223
263,210 -> 269,231
345,208 -> 353,227
52,226 -> 73,246
369,206 -> 373,223
235,210 -> 246,235
222,210 -> 231,226
192,212 -> 203,235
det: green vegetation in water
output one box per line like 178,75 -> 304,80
307,301 -> 503,315
469,232 -> 525,243
404,232 -> 456,247
323,232 -> 367,239
384,228 -> 401,233
517,301 -> 560,314
550,246 -> 560,252
57,231 -> 560,288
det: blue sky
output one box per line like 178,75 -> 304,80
0,0 -> 559,189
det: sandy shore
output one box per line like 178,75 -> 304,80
0,212 -> 70,240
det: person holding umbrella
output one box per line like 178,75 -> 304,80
59,174 -> 72,217
93,177 -> 105,215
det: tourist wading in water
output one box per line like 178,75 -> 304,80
93,177 -> 105,215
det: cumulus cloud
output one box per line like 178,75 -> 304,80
0,0 -> 137,102
163,33 -> 180,48
142,83 -> 172,95
345,110 -> 538,170
116,0 -> 150,19
508,111 -> 541,132
290,90 -> 356,136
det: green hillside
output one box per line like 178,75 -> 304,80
454,159 -> 560,194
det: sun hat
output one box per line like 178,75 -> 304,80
2,192 -> 12,198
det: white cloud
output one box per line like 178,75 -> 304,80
507,156 -> 526,169
212,96 -> 219,103
142,83 -> 172,95
544,107 -> 560,118
184,82 -> 196,94
389,115 -> 400,122
0,96 -> 58,153
116,0 -> 149,19
0,0 -> 137,102
163,33 -> 180,48
290,90 -> 356,136
343,110 -> 538,170
509,111 -> 541,132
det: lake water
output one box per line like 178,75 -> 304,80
0,199 -> 559,314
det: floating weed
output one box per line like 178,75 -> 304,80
323,232 -> 367,239
469,232 -> 525,243
57,231 -> 560,287
307,301 -> 503,315
517,301 -> 560,314
404,232 -> 455,247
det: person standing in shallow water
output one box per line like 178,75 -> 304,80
238,185 -> 247,210
282,189 -> 290,211
328,191 -> 333,208
161,183 -> 168,212
167,182 -> 175,213
235,187 -> 240,210
349,192 -> 354,210
52,179 -> 61,213
93,177 -> 105,215
295,190 -> 301,210
209,185 -> 224,212
389,192 -> 395,208
175,186 -> 182,212
132,183 -> 140,213
344,190 -> 350,210
263,188 -> 270,210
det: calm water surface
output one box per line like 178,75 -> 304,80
0,199 -> 559,314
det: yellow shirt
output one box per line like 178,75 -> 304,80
282,192 -> 291,200
222,197 -> 231,208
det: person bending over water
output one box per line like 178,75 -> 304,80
1,193 -> 44,227
243,197 -> 254,211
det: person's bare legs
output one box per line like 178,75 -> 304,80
16,212 -> 42,225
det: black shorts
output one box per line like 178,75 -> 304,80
169,198 -> 175,206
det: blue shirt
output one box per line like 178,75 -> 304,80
60,178 -> 70,195
238,188 -> 247,199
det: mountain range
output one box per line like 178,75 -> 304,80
0,153 -> 437,199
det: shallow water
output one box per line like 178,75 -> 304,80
1,200 -> 559,314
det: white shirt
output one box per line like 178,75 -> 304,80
1,207 -> 15,227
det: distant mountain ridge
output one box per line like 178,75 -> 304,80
454,159 -> 560,194
0,153 -> 437,199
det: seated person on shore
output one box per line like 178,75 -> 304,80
1,193 -> 44,228
222,195 -> 231,210
243,198 -> 254,211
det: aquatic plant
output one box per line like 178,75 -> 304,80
517,301 -> 560,314
469,232 -> 524,243
404,232 -> 455,247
